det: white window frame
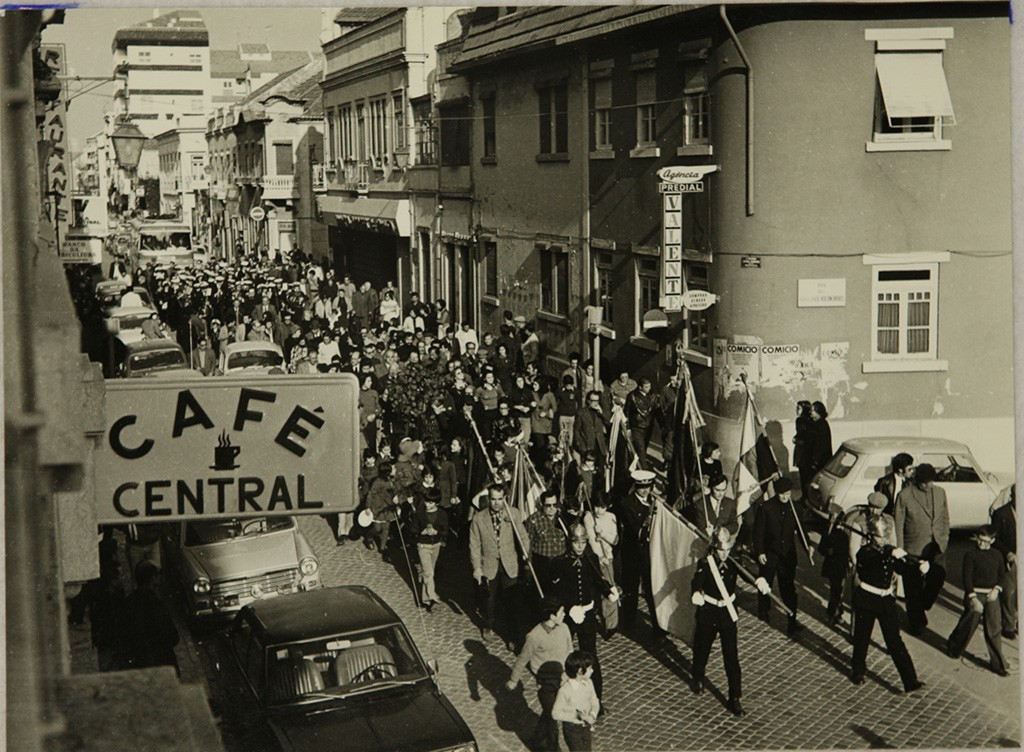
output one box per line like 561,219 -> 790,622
863,253 -> 949,372
634,254 -> 660,337
865,28 -> 954,152
682,262 -> 711,359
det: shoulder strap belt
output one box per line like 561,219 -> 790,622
706,555 -> 739,623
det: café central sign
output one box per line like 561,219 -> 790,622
95,375 -> 360,523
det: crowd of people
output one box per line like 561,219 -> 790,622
67,250 -> 1018,751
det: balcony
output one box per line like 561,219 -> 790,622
324,160 -> 406,195
261,174 -> 299,200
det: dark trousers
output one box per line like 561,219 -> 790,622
851,599 -> 918,689
570,617 -> 602,699
1001,562 -> 1018,634
620,543 -> 665,638
482,566 -> 526,643
562,722 -> 593,752
758,553 -> 798,619
947,596 -> 1005,672
532,661 -> 563,752
629,424 -> 653,470
691,605 -> 741,700
902,560 -> 946,632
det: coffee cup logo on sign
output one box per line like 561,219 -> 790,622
211,430 -> 242,470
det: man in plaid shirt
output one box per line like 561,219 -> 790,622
527,489 -> 568,591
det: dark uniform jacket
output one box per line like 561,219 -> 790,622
550,550 -> 613,608
618,490 -> 654,550
991,503 -> 1017,558
692,555 -> 740,602
753,499 -> 799,562
853,544 -> 912,614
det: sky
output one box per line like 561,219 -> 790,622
42,6 -> 326,154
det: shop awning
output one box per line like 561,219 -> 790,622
875,52 -> 955,124
317,195 -> 410,237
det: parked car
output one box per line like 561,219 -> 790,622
219,341 -> 286,375
96,280 -> 154,313
225,586 -> 477,752
806,436 -> 1012,529
108,334 -> 189,378
163,516 -> 320,621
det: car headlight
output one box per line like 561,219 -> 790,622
300,556 -> 319,576
193,578 -> 211,594
251,583 -> 264,598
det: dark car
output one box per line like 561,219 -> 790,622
226,586 -> 477,752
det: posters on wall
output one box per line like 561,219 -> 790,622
713,337 -> 852,410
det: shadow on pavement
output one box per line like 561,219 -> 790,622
463,639 -> 536,749
850,723 -> 893,748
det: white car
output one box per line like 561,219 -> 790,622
163,516 -> 321,621
219,340 -> 285,375
807,436 -> 1012,529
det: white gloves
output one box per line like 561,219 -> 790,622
755,577 -> 771,595
918,560 -> 930,575
987,587 -> 1002,603
893,547 -> 908,560
691,592 -> 706,607
608,587 -> 620,603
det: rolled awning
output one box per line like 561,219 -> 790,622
875,52 -> 955,124
317,195 -> 410,237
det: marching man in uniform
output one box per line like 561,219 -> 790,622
849,516 -> 926,692
617,469 -> 668,644
550,524 -> 618,703
690,528 -> 771,717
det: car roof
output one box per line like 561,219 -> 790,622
107,305 -> 156,318
125,337 -> 184,354
224,340 -> 283,355
840,436 -> 971,454
245,586 -> 401,645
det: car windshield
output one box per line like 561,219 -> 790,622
129,348 -> 186,373
228,350 -> 284,370
185,517 -> 294,545
115,313 -> 152,331
921,453 -> 982,483
264,625 -> 426,706
822,448 -> 859,479
140,230 -> 191,250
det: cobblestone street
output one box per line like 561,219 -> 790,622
298,514 -> 1020,751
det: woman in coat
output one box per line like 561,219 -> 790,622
792,400 -> 815,498
810,401 -> 833,477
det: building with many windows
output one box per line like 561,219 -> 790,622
447,3 -> 1013,470
317,7 -> 453,294
154,115 -> 207,232
207,56 -> 327,261
210,44 -> 315,107
111,10 -> 210,139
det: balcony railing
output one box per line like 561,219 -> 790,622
261,174 -> 299,199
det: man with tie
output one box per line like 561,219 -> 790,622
894,463 -> 950,636
469,483 -> 531,646
693,473 -> 739,537
874,452 -> 914,516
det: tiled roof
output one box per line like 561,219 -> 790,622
238,42 -> 270,56
210,49 -> 312,78
113,10 -> 208,48
452,5 -> 700,69
235,56 -> 324,121
333,7 -> 400,24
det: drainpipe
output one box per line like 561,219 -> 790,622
719,5 -> 754,216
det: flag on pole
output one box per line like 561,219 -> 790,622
732,387 -> 779,516
649,500 -> 703,645
666,362 -> 706,507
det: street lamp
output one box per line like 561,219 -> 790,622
110,121 -> 146,170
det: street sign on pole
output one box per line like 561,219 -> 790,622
249,205 -> 266,222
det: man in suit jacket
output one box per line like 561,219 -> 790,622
894,463 -> 950,635
753,477 -> 804,635
693,473 -> 740,537
190,337 -> 216,376
469,483 -> 531,645
572,391 -> 609,464
874,452 -> 914,517
990,485 -> 1017,638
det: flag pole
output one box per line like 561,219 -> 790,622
742,379 -> 814,565
656,498 -> 795,618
